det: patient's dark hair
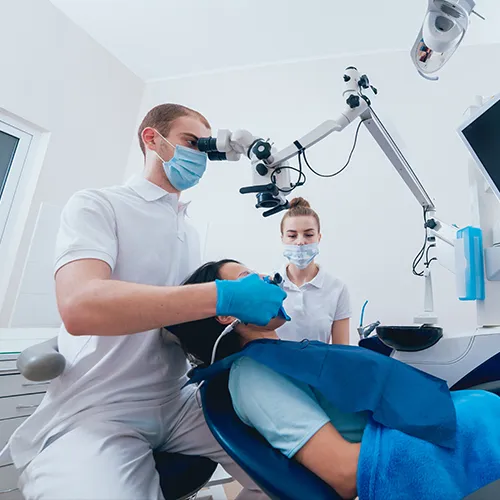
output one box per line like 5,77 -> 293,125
168,259 -> 242,367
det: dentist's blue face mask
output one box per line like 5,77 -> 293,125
154,130 -> 207,191
283,242 -> 319,269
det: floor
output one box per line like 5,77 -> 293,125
198,481 -> 242,500
223,481 -> 243,499
198,466 -> 242,500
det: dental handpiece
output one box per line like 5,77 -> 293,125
267,273 -> 283,287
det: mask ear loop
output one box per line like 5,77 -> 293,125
151,129 -> 175,163
194,319 -> 241,407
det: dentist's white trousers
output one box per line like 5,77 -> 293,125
18,389 -> 266,500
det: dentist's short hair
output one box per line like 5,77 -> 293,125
137,103 -> 210,156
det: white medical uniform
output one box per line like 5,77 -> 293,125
277,264 -> 351,343
9,175 -> 263,500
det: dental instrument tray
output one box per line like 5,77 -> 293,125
376,325 -> 443,352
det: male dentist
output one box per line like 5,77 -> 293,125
10,104 -> 284,499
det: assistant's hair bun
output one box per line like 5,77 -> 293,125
289,197 -> 311,209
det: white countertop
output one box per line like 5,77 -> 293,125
0,328 -> 59,354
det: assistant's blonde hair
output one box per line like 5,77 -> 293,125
280,197 -> 320,233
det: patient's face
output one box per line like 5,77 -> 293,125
218,261 -> 254,281
218,262 -> 286,330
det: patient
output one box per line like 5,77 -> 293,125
169,259 -> 500,500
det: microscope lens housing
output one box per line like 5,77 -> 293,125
207,151 -> 227,161
256,192 -> 281,209
197,137 -> 218,152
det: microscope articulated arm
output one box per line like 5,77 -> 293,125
198,66 -> 436,218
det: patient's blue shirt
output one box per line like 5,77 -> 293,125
229,356 -> 369,458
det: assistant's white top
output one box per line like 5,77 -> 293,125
9,175 -> 201,469
277,264 -> 351,344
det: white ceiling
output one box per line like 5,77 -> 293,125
50,0 -> 500,82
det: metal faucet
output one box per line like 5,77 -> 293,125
357,321 -> 381,340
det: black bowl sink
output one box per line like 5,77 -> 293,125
376,325 -> 443,352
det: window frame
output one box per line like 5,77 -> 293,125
0,111 -> 48,321
0,119 -> 34,243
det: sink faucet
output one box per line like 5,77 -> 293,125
358,300 -> 380,340
357,321 -> 381,340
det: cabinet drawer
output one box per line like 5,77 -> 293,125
0,418 -> 27,466
0,374 -> 49,398
0,464 -> 19,492
0,394 -> 44,421
0,360 -> 18,376
0,489 -> 22,500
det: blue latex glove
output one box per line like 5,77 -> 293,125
263,275 -> 291,321
215,274 -> 287,326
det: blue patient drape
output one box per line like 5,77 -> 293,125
188,339 -> 456,449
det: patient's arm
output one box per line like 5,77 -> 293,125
295,423 -> 359,499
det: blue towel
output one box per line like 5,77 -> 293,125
357,390 -> 500,500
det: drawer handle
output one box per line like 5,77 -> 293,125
16,404 -> 39,410
0,488 -> 18,494
22,381 -> 49,387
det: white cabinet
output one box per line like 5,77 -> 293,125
0,488 -> 23,500
0,419 -> 27,465
0,329 -> 56,499
0,463 -> 19,491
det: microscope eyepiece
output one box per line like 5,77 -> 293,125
197,137 -> 218,153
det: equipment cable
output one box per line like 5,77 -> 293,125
270,118 -> 364,194
302,119 -> 364,178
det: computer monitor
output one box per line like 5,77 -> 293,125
458,94 -> 500,202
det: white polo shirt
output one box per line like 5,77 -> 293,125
277,264 -> 351,344
9,175 -> 201,469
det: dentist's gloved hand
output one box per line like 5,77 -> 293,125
215,274 -> 287,326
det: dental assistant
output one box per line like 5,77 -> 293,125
278,198 -> 351,345
8,104 -> 284,500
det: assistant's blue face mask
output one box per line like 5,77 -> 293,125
154,131 -> 207,191
283,242 -> 319,269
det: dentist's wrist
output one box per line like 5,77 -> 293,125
163,282 -> 218,326
198,282 -> 218,317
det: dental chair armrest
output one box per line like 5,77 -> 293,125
16,337 -> 65,382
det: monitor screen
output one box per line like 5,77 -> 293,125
459,97 -> 500,200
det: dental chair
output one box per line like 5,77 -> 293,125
16,338 -> 217,500
199,371 -> 343,500
199,370 -> 500,500
19,340 -> 500,500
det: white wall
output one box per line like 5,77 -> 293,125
0,0 -> 144,325
128,44 -> 500,341
9,203 -> 62,328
